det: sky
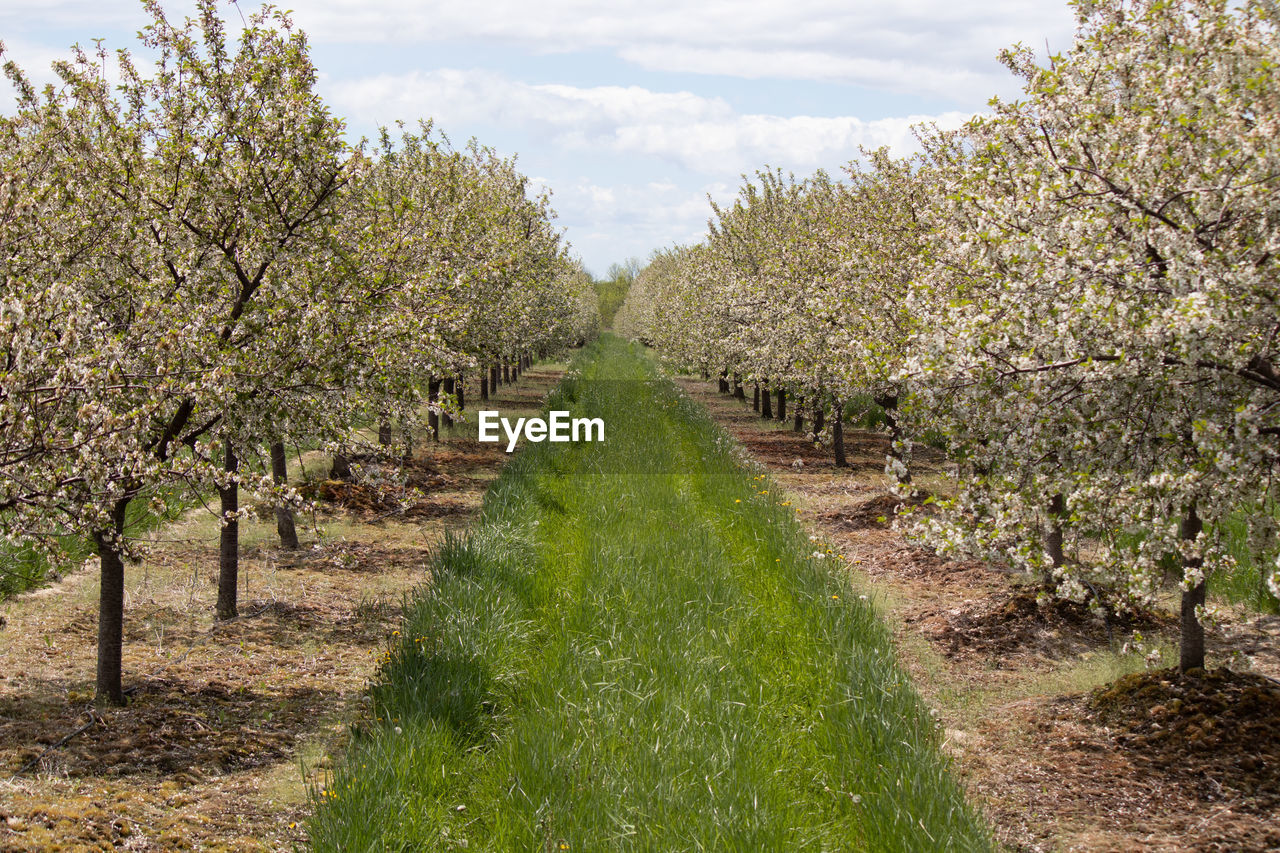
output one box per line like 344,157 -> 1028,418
1,0 -> 1078,277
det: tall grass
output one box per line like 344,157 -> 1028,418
0,492 -> 189,600
309,336 -> 992,851
1216,509 -> 1280,614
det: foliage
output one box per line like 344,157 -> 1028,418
901,0 -> 1280,663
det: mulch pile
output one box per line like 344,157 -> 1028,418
819,492 -> 937,531
293,458 -> 467,519
913,587 -> 1174,663
1088,667 -> 1280,809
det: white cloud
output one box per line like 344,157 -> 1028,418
0,0 -> 1077,272
2,1 -> 1078,104
615,46 -> 999,101
0,1 -> 143,30
548,178 -> 730,275
0,38 -> 72,90
327,69 -> 972,175
292,0 -> 1075,100
0,36 -> 132,104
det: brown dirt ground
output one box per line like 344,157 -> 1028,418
677,376 -> 1280,853
0,366 -> 563,852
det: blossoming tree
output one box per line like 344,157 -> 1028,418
904,0 -> 1280,671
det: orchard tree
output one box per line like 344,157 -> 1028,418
903,0 -> 1280,671
823,149 -> 934,481
333,126 -> 473,454
0,0 -> 350,702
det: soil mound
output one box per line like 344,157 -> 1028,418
821,492 -> 933,531
295,458 -> 466,519
1089,667 -> 1280,809
918,587 -> 1172,662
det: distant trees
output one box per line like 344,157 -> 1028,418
594,258 -> 640,328
0,1 -> 595,704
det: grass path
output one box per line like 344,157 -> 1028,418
310,337 -> 991,851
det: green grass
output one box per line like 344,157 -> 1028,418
309,335 -> 992,852
1215,509 -> 1280,614
594,274 -> 631,328
0,489 -> 191,600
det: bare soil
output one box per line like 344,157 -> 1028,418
0,366 -> 562,852
677,376 -> 1280,852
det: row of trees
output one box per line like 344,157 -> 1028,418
617,0 -> 1280,672
0,1 -> 599,703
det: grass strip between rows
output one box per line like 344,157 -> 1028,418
309,336 -> 992,851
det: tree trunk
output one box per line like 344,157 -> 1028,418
761,381 -> 773,418
93,497 -> 130,706
330,452 -> 353,481
832,397 -> 847,467
490,364 -> 500,390
794,395 -> 804,433
271,441 -> 299,551
216,438 -> 239,620
455,374 -> 465,411
503,364 -> 511,384
876,394 -> 909,484
1180,504 -> 1206,672
718,371 -> 730,394
733,373 -> 746,401
378,420 -> 392,445
442,377 -> 455,428
428,375 -> 441,441
776,387 -> 786,422
481,373 -> 489,402
1045,493 -> 1065,590
812,398 -> 824,438
753,384 -> 760,411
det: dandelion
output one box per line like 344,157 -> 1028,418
735,499 -> 741,503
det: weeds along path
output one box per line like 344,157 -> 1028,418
310,336 -> 990,852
